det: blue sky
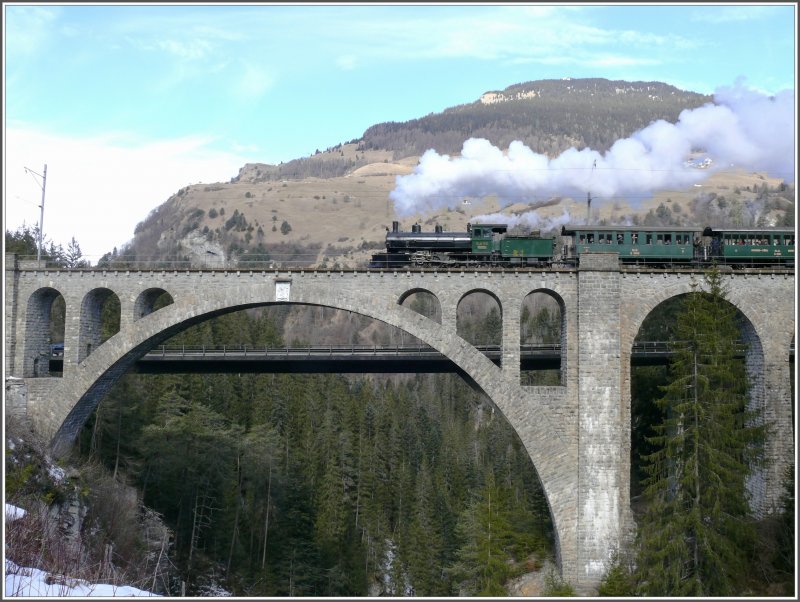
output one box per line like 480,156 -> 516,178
3,3 -> 796,260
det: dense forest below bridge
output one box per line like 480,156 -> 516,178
76,305 -> 555,596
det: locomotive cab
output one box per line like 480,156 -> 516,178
470,223 -> 508,256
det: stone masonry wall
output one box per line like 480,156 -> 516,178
576,254 -> 625,584
5,260 -> 794,592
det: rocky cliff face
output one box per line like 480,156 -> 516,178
178,230 -> 230,268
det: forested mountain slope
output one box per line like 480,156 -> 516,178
359,78 -> 710,159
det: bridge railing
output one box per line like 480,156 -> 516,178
149,343 -> 446,358
143,341 -> 741,358
50,341 -> 762,360
46,338 -> 774,363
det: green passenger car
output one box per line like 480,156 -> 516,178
709,228 -> 795,266
561,226 -> 699,264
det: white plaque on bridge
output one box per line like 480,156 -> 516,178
275,281 -> 291,301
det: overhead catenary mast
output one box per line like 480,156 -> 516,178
24,163 -> 47,261
586,192 -> 591,224
586,159 -> 596,224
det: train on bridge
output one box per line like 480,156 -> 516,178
368,221 -> 795,269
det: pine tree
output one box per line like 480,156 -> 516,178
64,236 -> 87,267
5,224 -> 40,255
406,460 -> 447,595
447,473 -> 516,595
635,265 -> 765,596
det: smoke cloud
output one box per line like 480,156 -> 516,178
390,81 -> 795,218
470,208 -> 574,234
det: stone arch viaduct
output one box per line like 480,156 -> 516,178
4,253 -> 795,592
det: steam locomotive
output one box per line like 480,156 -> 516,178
368,221 -> 795,269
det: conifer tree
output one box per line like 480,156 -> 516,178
635,265 -> 765,596
64,236 -> 87,267
406,460 -> 446,595
447,472 -> 516,595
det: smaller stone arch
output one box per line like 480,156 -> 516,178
398,288 -> 442,324
134,288 -> 175,320
521,288 -> 566,385
23,287 -> 66,377
78,288 -> 121,362
457,290 -> 503,364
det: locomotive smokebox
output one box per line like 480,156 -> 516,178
392,221 -> 399,233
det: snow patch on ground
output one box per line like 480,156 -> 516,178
5,504 -> 159,597
47,465 -> 66,483
5,504 -> 26,521
5,560 -> 160,597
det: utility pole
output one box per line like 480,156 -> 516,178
586,192 -> 591,224
24,163 -> 47,261
586,159 -> 596,224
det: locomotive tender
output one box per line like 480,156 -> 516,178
369,221 -> 794,269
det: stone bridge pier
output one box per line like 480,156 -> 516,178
4,253 -> 795,593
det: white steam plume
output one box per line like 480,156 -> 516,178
472,208 -> 573,233
390,81 -> 795,217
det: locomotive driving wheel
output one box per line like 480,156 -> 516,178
411,251 -> 428,266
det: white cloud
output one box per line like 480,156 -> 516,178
586,54 -> 660,68
234,63 -> 275,101
4,6 -> 59,55
336,54 -> 358,70
4,127 -> 248,262
155,38 -> 215,60
691,5 -> 776,23
326,7 -> 694,71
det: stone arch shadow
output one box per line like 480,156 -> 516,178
45,291 -> 578,581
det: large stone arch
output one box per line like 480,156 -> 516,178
623,273 -> 793,517
22,287 -> 65,377
42,287 -> 578,584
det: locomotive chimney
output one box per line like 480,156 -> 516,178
435,225 -> 443,233
412,224 -> 421,233
392,221 -> 399,233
